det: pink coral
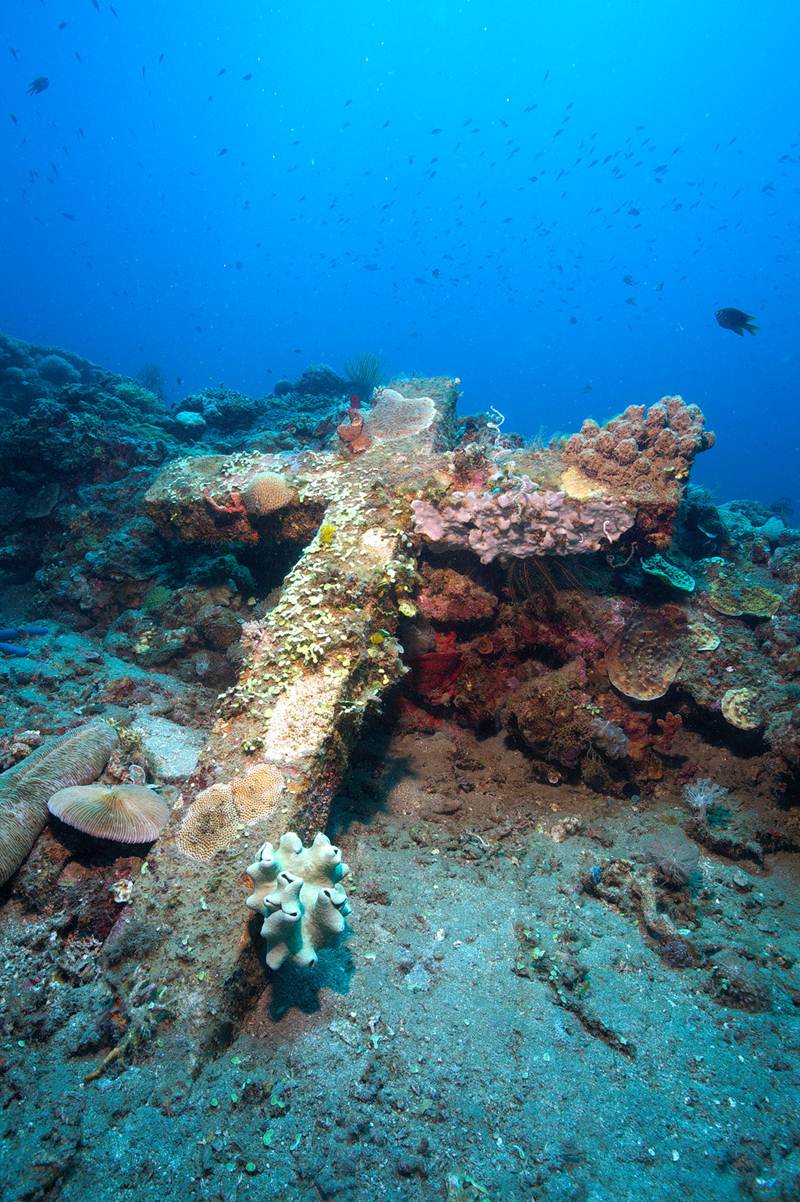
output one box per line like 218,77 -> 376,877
411,477 -> 634,564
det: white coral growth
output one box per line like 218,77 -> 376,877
683,778 -> 729,812
246,832 -> 351,969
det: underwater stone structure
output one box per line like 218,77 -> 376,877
95,381 -> 716,1056
143,384 -> 709,857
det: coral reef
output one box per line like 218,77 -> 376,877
3,330 -> 800,1202
245,831 -> 351,968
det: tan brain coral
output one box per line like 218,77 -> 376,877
230,763 -> 285,823
239,471 -> 297,517
178,782 -> 240,859
178,763 -> 286,858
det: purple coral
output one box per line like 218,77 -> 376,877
411,478 -> 634,564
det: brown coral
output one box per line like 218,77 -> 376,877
606,607 -> 686,701
561,396 -> 713,547
563,395 -> 711,493
417,567 -> 497,626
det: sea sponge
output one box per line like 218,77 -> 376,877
0,721 -> 118,886
239,471 -> 296,517
606,608 -> 686,701
365,387 -> 436,441
48,784 -> 170,843
411,480 -> 634,563
246,831 -> 351,968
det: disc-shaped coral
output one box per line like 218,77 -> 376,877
48,783 -> 170,843
246,831 -> 351,969
721,687 -> 762,730
0,721 -> 119,886
606,608 -> 686,701
641,554 -> 695,593
703,562 -> 781,618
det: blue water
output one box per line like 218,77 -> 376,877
2,0 -> 798,509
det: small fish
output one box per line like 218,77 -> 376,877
27,77 -> 50,96
217,67 -> 227,77
715,307 -> 758,336
241,72 -> 252,80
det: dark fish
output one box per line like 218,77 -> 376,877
715,307 -> 757,336
241,72 -> 252,80
27,77 -> 49,96
217,67 -> 227,77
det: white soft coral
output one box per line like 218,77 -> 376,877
683,778 -> 729,812
245,831 -> 351,969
